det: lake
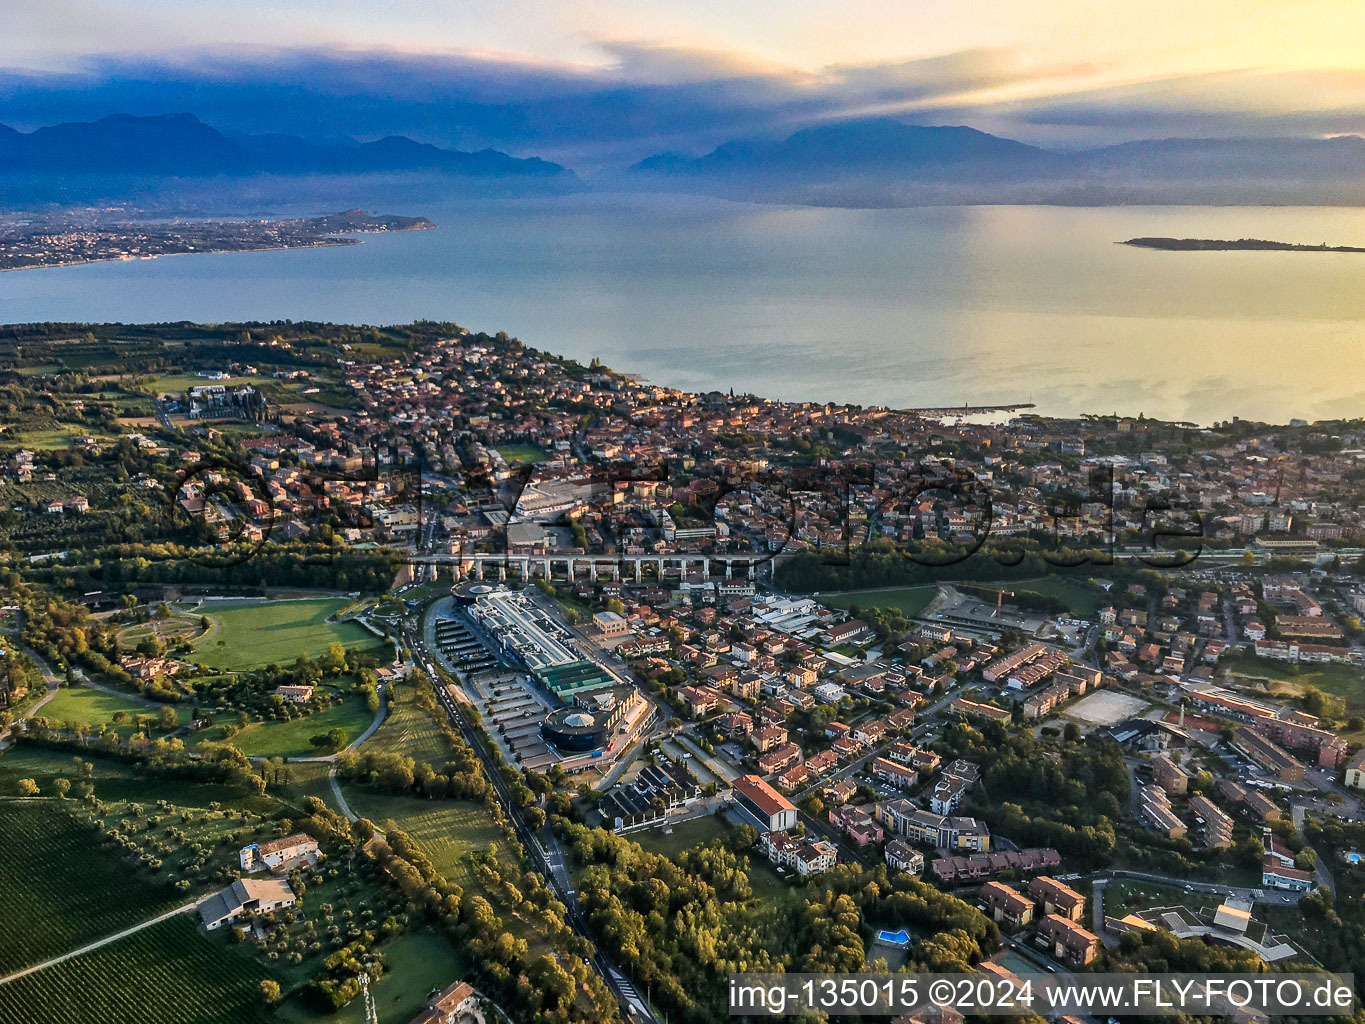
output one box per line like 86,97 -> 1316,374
3,194 -> 1364,424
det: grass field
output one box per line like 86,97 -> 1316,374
0,803 -> 181,974
0,747 -> 274,812
211,694 -> 373,759
7,424 -> 86,450
361,680 -> 454,765
630,814 -> 731,859
341,789 -> 510,890
139,372 -> 268,395
277,928 -> 465,1024
820,585 -> 938,618
192,599 -> 384,671
1103,878 -> 1223,915
0,913 -> 270,1024
986,578 -> 1108,616
493,443 -> 549,464
118,614 -> 205,650
35,686 -> 184,738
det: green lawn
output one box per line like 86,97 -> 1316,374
192,598 -> 384,671
203,693 -> 374,759
630,814 -> 731,859
0,802 -> 182,974
820,585 -> 938,618
493,444 -> 549,464
1103,878 -> 1223,915
34,686 -> 184,738
277,928 -> 466,1024
8,425 -> 86,450
1221,652 -> 1365,714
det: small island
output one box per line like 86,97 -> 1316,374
0,208 -> 434,272
1123,236 -> 1365,252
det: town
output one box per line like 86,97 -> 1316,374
2,320 -> 1365,1024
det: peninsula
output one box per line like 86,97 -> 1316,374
1123,236 -> 1365,252
0,208 -> 433,272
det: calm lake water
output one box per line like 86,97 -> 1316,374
3,195 -> 1364,424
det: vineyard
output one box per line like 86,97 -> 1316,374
0,914 -> 269,1024
0,802 -> 179,973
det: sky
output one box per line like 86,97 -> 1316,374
3,0 -> 1364,165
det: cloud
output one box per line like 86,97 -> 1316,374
0,43 -> 1361,170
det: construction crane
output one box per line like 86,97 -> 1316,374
958,584 -> 1014,616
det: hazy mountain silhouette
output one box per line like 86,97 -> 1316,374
0,112 -> 571,178
632,117 -> 1365,205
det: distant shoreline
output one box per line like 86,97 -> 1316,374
0,209 -> 433,273
1123,236 -> 1365,253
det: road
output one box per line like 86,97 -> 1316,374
1090,877 -> 1119,947
0,895 -> 206,986
1084,867 -> 1305,907
1292,804 -> 1336,894
0,617 -> 64,750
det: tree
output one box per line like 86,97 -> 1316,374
16,778 -> 38,796
52,777 -> 71,799
260,979 -> 281,1006
157,706 -> 178,731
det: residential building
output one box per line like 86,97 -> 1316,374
980,881 -> 1034,930
1028,876 -> 1085,922
199,877 -> 297,930
1035,914 -> 1099,968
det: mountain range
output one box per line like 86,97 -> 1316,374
631,118 -> 1365,205
2,112 -> 1364,207
0,113 -> 570,178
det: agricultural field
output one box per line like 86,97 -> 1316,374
34,686 -> 185,739
191,598 -> 385,671
0,803 -> 180,974
0,913 -> 270,1024
819,585 -> 937,618
204,693 -> 374,759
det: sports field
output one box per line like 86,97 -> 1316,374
493,443 -> 549,464
192,598 -> 384,671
